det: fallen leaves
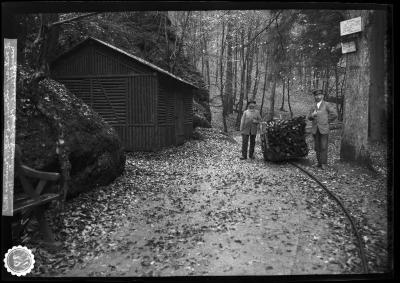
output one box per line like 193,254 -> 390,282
19,128 -> 388,276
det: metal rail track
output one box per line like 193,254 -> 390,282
289,161 -> 369,273
232,132 -> 367,272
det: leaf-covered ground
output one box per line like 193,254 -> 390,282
24,127 -> 389,277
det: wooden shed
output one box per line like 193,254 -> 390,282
50,37 -> 196,151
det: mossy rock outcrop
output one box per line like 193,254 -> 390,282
16,67 -> 125,198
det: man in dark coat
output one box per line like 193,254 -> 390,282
240,100 -> 262,160
307,89 -> 337,169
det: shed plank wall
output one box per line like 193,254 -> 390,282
52,44 -> 150,77
158,84 -> 176,147
57,75 -> 158,151
127,75 -> 156,125
58,77 -> 127,126
126,75 -> 157,150
52,41 -> 194,151
183,89 -> 193,137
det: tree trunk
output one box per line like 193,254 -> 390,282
299,54 -> 303,87
287,76 -> 293,118
368,9 -> 387,142
231,31 -> 238,114
164,15 -> 172,71
32,14 -> 60,75
201,45 -> 204,77
205,40 -> 211,89
303,62 -> 307,91
325,66 -> 330,97
251,42 -> 260,101
260,46 -> 269,117
334,65 -> 340,119
306,65 -> 312,92
224,17 -> 234,115
171,11 -> 191,73
340,10 -> 373,163
268,38 -> 279,122
235,28 -> 247,130
280,77 -> 285,111
245,25 -> 254,101
268,75 -> 277,121
339,62 -> 347,121
214,39 -> 219,88
219,21 -> 228,132
245,51 -> 253,102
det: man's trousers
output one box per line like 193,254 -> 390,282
242,134 -> 256,158
313,129 -> 328,165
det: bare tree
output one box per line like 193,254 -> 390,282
170,11 -> 192,73
219,20 -> 228,132
224,13 -> 234,116
260,45 -> 270,117
235,26 -> 247,129
287,76 -> 293,118
251,39 -> 261,101
280,76 -> 285,111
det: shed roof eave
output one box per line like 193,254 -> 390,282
52,36 -> 199,90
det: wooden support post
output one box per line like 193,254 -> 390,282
34,206 -> 55,243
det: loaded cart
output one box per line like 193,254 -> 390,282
260,116 -> 309,162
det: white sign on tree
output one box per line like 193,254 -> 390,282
340,17 -> 362,36
341,41 -> 357,54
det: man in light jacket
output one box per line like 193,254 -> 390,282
240,100 -> 262,160
308,89 -> 337,169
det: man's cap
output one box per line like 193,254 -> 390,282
312,89 -> 323,96
247,100 -> 256,105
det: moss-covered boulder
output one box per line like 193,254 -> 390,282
193,100 -> 211,128
16,67 -> 125,198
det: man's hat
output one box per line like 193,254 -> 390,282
312,89 -> 323,96
247,100 -> 256,105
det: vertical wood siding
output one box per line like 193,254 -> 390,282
182,89 -> 193,138
51,43 -> 151,77
51,41 -> 195,151
126,75 -> 157,150
158,126 -> 175,147
57,78 -> 92,102
52,49 -> 93,76
158,85 -> 175,126
112,126 -> 155,151
58,77 -> 127,127
158,81 -> 194,145
91,77 -> 127,125
127,75 -> 156,124
182,90 -> 193,124
158,82 -> 178,146
184,124 -> 193,137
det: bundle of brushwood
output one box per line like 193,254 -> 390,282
260,116 -> 308,162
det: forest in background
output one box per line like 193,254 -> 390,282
167,10 -> 348,132
9,8 -> 389,169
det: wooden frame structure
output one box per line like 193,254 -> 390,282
50,37 -> 197,151
13,145 -> 62,246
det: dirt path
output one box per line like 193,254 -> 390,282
44,129 -> 356,277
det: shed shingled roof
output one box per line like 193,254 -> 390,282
52,37 -> 198,89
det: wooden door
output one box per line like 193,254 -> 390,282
175,93 -> 185,145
